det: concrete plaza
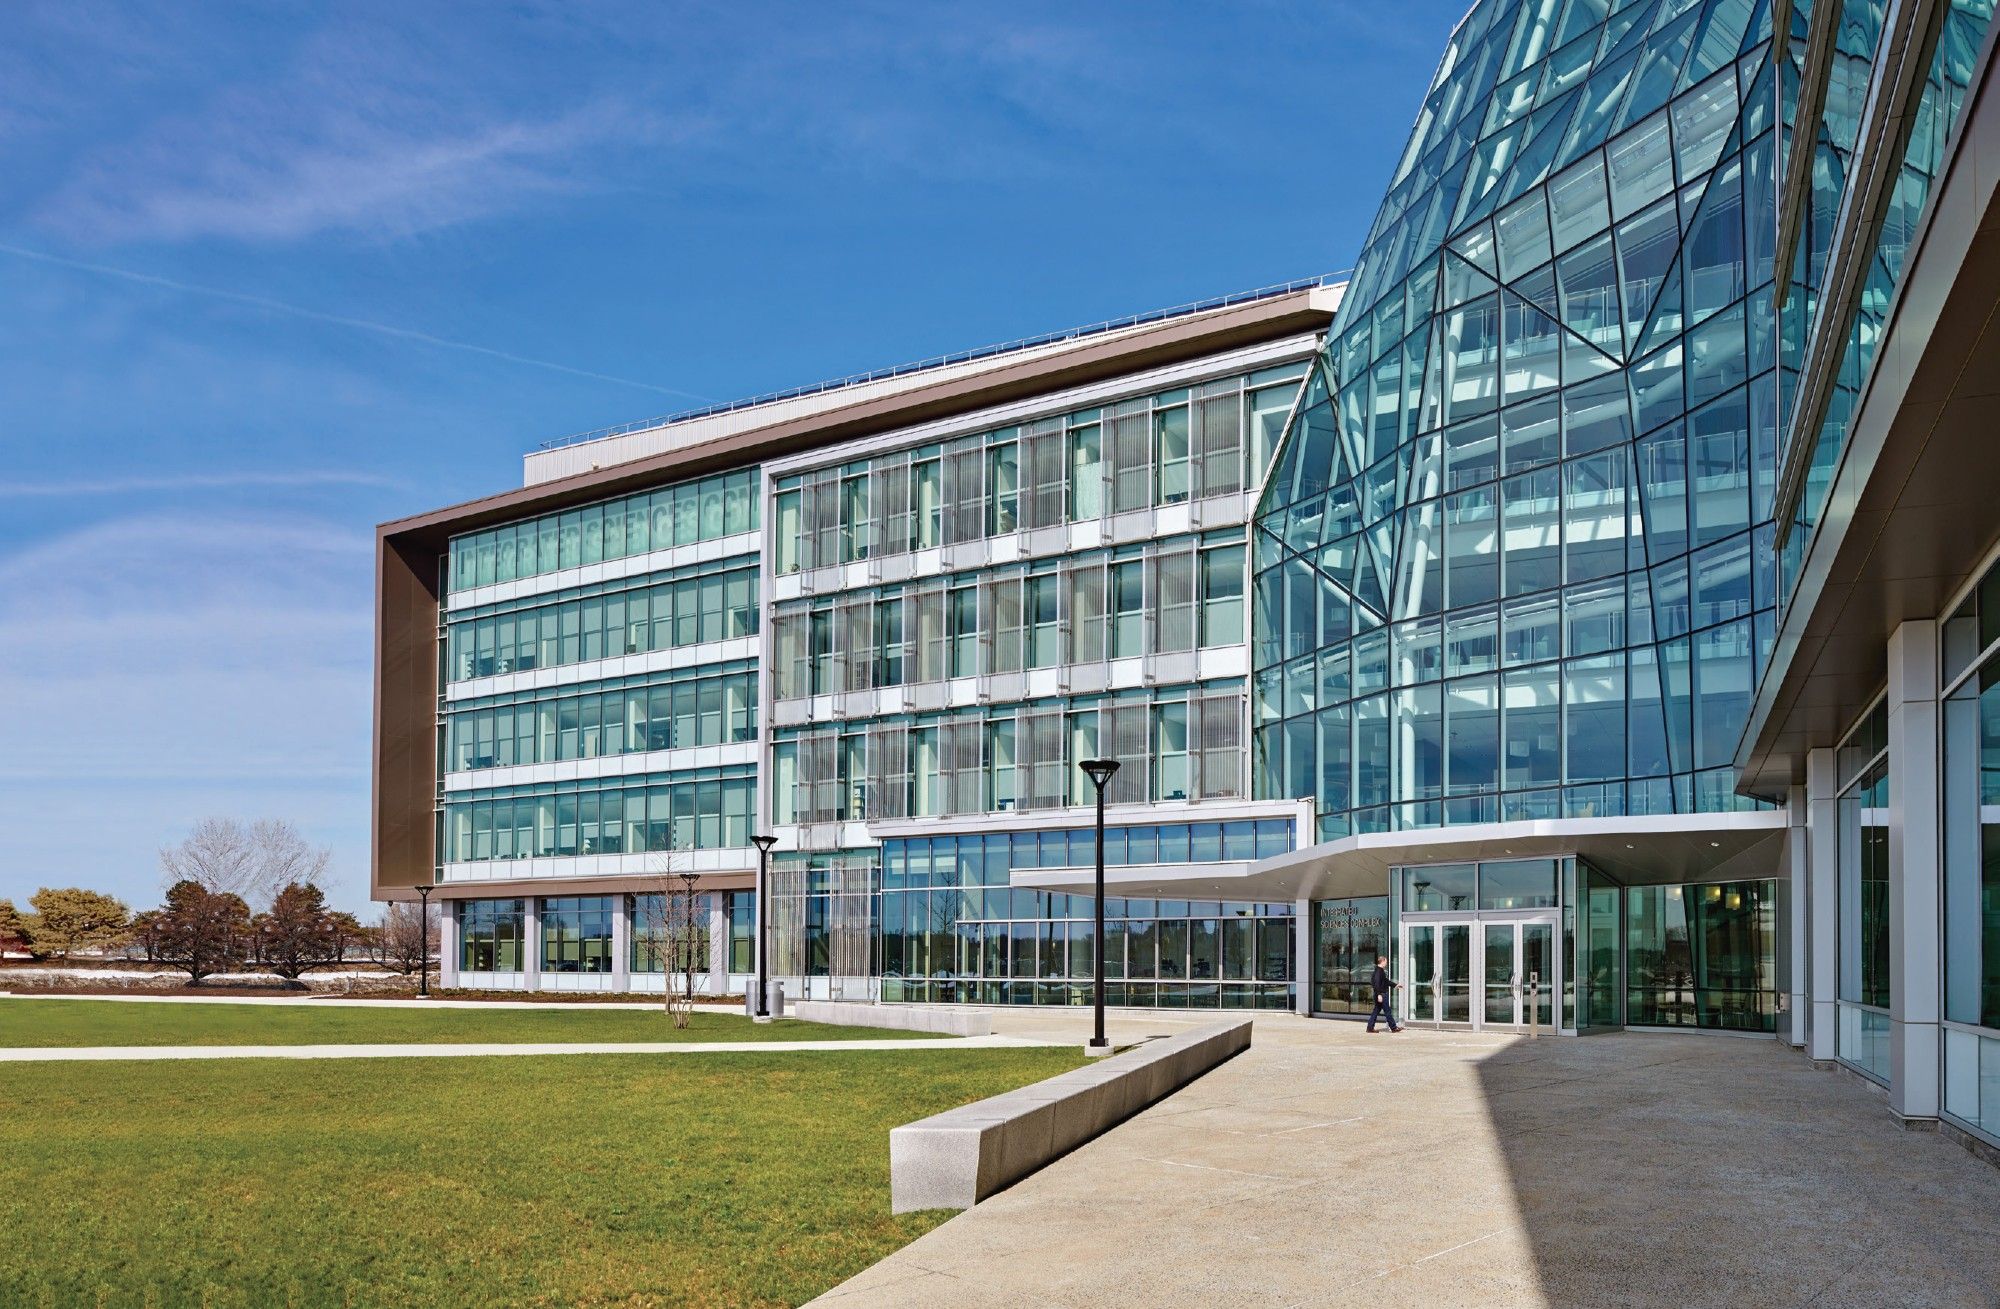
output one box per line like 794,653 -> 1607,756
812,1010 -> 2000,1308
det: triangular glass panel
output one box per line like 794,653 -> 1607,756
1318,534 -> 1355,584
1409,429 -> 1444,502
1681,0 -> 1755,88
1452,118 -> 1531,232
1555,0 -> 1612,52
1736,53 -> 1773,141
1614,196 -> 1681,348
1625,442 -> 1653,569
1634,420 -> 1689,564
1632,261 -> 1683,358
1543,27 -> 1601,100
1498,85 -> 1587,204
1449,222 -> 1501,279
1561,47 -> 1641,159
1670,65 -> 1739,180
1501,289 -> 1566,403
1612,7 -> 1700,136
1443,248 -> 1503,311
1598,0 -> 1663,66
1738,0 -> 1773,57
1557,232 -> 1627,360
1351,536 -> 1388,622
1364,451 -> 1401,528
1324,480 -> 1362,543
1513,262 -> 1561,321
1677,153 -> 1743,329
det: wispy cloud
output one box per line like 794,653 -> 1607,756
47,104 -> 609,245
0,470 -> 400,498
0,241 -> 707,399
0,511 -> 375,909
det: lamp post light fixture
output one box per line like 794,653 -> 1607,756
414,883 -> 434,999
751,834 -> 779,1021
1078,758 -> 1121,1056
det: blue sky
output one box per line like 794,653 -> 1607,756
0,0 -> 1465,915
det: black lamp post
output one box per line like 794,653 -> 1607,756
414,883 -> 434,999
751,834 -> 779,1020
1079,759 -> 1121,1055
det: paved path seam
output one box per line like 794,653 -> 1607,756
0,992 -> 755,1011
0,1034 -> 1060,1062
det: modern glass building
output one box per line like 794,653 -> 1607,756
376,0 -> 2000,1152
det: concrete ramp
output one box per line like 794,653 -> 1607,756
888,1018 -> 1252,1212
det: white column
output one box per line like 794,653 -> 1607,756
438,899 -> 461,990
1294,898 -> 1312,1016
523,897 -> 543,993
611,894 -> 631,993
1784,783 -> 1809,1047
1806,746 -> 1839,1062
708,893 -> 730,997
1886,620 -> 1941,1123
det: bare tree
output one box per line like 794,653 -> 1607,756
375,901 -> 440,977
635,850 -> 707,1028
160,818 -> 332,911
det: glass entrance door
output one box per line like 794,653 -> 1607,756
1485,923 -> 1519,1025
1403,915 -> 1558,1030
1441,924 -> 1471,1022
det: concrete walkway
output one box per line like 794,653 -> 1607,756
0,1034 -> 1057,1062
0,991 -> 744,1011
810,1010 -> 2000,1308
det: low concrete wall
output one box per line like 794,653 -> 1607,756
889,1017 -> 1252,1213
790,1001 -> 990,1037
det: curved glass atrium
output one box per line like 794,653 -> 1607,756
1253,0 -> 1781,843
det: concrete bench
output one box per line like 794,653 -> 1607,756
889,1017 -> 1252,1212
789,1001 -> 991,1036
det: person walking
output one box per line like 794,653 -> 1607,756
1366,955 -> 1402,1033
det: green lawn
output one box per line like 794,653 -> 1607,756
0,998 -> 942,1047
0,1047 -> 1079,1308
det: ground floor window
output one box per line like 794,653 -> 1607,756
540,896 -> 613,974
728,892 -> 756,973
460,898 -> 525,972
1312,898 -> 1389,1015
630,892 -> 709,976
1625,881 -> 1776,1032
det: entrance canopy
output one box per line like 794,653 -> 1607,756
1011,810 -> 1788,903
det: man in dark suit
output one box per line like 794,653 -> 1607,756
1366,955 -> 1402,1033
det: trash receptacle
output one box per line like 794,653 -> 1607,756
745,981 -> 788,1020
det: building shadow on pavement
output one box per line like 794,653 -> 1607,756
1473,1031 -> 2000,1307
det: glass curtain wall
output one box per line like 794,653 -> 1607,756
446,564 -> 759,684
727,892 -> 757,974
445,664 -> 758,773
771,366 -> 1307,575
441,768 -> 755,867
458,899 -> 525,972
1252,0 -> 1782,842
448,467 -> 759,593
1626,879 -> 1778,1030
1313,897 -> 1391,1015
1775,0 -> 1997,599
629,892 -> 711,977
1940,566 -> 2000,1143
1583,861 -> 1624,1029
539,896 -> 614,975
1835,700 -> 1892,1082
879,831 -> 1297,1008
